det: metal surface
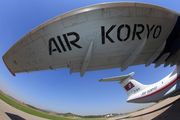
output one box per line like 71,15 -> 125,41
3,2 -> 180,76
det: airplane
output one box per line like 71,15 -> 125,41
99,65 -> 180,103
3,2 -> 180,104
2,2 -> 180,105
3,2 -> 180,77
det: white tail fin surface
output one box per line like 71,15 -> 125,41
99,72 -> 148,97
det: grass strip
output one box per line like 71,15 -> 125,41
0,92 -> 75,120
0,92 -> 106,120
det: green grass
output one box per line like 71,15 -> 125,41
0,92 -> 106,120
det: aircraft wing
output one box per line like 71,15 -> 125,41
3,2 -> 180,76
99,72 -> 134,82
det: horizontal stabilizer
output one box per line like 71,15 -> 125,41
99,72 -> 134,82
99,72 -> 148,97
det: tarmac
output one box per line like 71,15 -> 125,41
109,94 -> 180,120
1,94 -> 180,120
0,99 -> 49,120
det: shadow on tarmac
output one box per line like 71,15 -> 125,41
6,112 -> 25,120
152,97 -> 180,120
115,97 -> 180,120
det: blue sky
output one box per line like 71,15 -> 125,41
0,0 -> 179,115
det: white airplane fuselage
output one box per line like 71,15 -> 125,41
127,66 -> 180,103
100,65 -> 180,103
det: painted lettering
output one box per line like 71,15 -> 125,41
147,25 -> 155,39
68,32 -> 82,49
134,87 -> 140,93
153,25 -> 162,39
57,36 -> 66,52
63,34 -> 72,51
147,86 -> 157,94
101,24 -> 162,44
142,91 -> 146,96
132,24 -> 145,40
49,32 -> 82,55
101,25 -> 116,44
117,24 -> 130,41
49,38 -> 61,55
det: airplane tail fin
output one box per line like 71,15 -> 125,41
99,72 -> 148,97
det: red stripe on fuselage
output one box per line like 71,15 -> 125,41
127,75 -> 180,102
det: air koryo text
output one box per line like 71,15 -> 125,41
48,24 -> 162,55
